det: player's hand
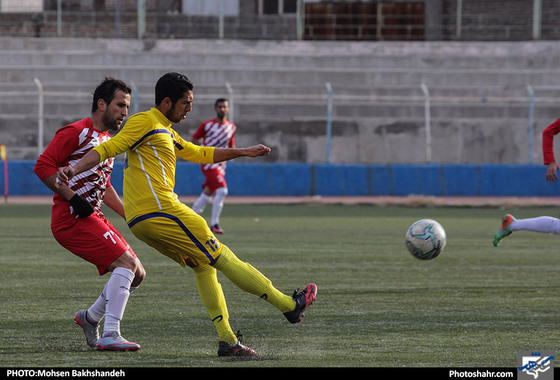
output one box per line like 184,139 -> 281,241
56,166 -> 75,187
545,162 -> 560,182
245,144 -> 271,157
69,194 -> 94,218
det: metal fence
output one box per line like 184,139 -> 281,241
2,78 -> 555,164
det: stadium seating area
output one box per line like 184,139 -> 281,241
0,37 -> 559,165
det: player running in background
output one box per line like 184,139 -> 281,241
494,117 -> 560,246
191,98 -> 236,234
56,72 -> 317,357
34,78 -> 145,351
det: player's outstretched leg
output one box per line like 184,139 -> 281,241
493,214 -> 516,247
212,246 -> 317,323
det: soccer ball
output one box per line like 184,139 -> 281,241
405,219 -> 446,260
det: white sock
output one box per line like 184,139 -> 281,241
87,283 -> 108,324
103,267 -> 134,335
87,282 -> 138,327
192,193 -> 211,214
212,187 -> 228,226
511,216 -> 560,234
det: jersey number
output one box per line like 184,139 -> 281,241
205,237 -> 220,252
104,231 -> 122,245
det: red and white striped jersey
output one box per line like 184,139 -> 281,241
193,118 -> 236,148
192,118 -> 236,169
34,117 -> 114,226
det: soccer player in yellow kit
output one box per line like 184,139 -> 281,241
57,72 -> 317,357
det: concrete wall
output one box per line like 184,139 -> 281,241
3,160 -> 559,198
1,38 -> 560,164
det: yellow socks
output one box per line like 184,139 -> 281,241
193,264 -> 237,345
212,246 -> 296,313
194,246 -> 297,345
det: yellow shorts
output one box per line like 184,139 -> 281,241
128,203 -> 223,267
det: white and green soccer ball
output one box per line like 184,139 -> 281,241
405,219 -> 446,260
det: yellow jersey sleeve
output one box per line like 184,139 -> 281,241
170,128 -> 215,164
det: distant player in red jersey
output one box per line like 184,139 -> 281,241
493,118 -> 560,246
34,78 -> 145,351
191,98 -> 236,234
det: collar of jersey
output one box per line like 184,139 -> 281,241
150,107 -> 172,129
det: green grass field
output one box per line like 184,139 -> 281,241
0,202 -> 558,369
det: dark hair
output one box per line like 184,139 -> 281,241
91,77 -> 132,113
215,98 -> 228,107
155,72 -> 194,106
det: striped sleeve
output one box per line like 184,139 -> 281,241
34,125 -> 79,181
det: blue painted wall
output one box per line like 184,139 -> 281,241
2,160 -> 559,197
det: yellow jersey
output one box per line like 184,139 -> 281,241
94,107 -> 215,223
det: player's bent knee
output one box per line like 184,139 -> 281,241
110,251 -> 145,284
129,258 -> 146,286
131,259 -> 146,284
132,266 -> 146,287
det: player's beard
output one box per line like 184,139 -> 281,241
103,114 -> 122,131
165,109 -> 186,124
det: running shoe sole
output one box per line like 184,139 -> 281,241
96,333 -> 140,351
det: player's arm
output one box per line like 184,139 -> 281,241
213,144 -> 271,162
542,118 -> 560,164
191,122 -> 205,146
56,149 -> 101,186
175,129 -> 270,163
41,173 -> 76,201
545,163 -> 560,182
35,125 -> 95,217
542,118 -> 560,182
173,131 -> 214,163
42,173 -> 94,217
35,125 -> 78,187
229,129 -> 236,148
103,185 -> 126,219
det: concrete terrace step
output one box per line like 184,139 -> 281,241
0,38 -> 558,70
1,65 -> 560,89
